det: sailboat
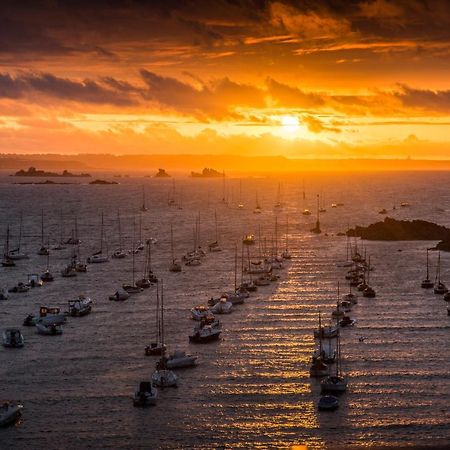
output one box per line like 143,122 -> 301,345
310,195 -> 322,234
41,236 -> 54,282
8,213 -> 29,260
274,183 -> 282,209
281,215 -> 292,259
37,210 -> 49,255
53,210 -> 66,250
319,191 -> 327,213
362,256 -> 376,298
87,213 -> 109,263
421,248 -> 434,288
2,226 -> 15,267
434,251 -> 448,294
208,210 -> 222,252
137,240 -> 158,287
253,192 -> 262,214
141,186 -> 148,212
237,179 -> 244,209
112,211 -> 126,259
151,281 -> 178,387
145,281 -> 166,356
169,224 -> 182,272
310,312 -> 330,378
136,213 -> 145,251
320,325 -> 348,393
122,219 -> 143,294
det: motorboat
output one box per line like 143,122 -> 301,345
190,305 -> 211,321
0,402 -> 23,427
24,306 -> 66,326
109,288 -> 130,301
166,350 -> 197,369
87,253 -> 109,263
309,357 -> 329,378
68,296 -> 92,317
189,320 -> 221,343
211,297 -> 232,314
7,249 -> 29,260
133,382 -> 157,407
27,273 -> 43,288
242,234 -> 255,245
41,270 -> 54,282
0,288 -> 8,300
321,375 -> 348,393
8,282 -> 30,293
318,395 -> 339,411
340,300 -> 352,312
302,209 -> 311,216
36,322 -> 63,335
2,328 -> 24,348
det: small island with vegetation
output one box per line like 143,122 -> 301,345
190,168 -> 224,178
12,167 -> 91,177
154,168 -> 171,178
89,179 -> 118,185
347,217 -> 450,251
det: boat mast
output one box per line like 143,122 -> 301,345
214,210 -> 218,243
234,244 -> 238,292
437,251 -> 441,284
5,225 -> 10,256
155,280 -> 161,343
274,216 -> 278,257
285,215 -> 289,252
160,281 -> 165,353
426,249 -> 430,280
40,209 -> 44,245
318,312 -> 323,356
117,211 -> 123,251
170,223 -> 175,263
18,211 -> 23,251
100,212 -> 104,253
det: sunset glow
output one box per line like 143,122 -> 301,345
1,1 -> 450,161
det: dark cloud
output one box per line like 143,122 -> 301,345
0,72 -> 136,106
396,85 -> 450,114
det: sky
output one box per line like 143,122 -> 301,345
1,0 -> 450,159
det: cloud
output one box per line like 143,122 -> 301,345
302,115 -> 341,133
395,85 -> 450,114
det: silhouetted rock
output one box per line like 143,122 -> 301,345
89,179 -> 118,185
13,167 -> 91,177
154,168 -> 170,178
347,217 -> 450,241
191,168 -> 224,178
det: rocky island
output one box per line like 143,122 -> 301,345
89,179 -> 118,185
191,168 -> 224,178
154,168 -> 170,178
347,217 -> 450,251
13,167 -> 91,177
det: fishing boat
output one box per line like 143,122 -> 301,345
109,287 -> 130,301
169,224 -> 182,272
166,350 -> 197,369
310,194 -> 321,234
151,281 -> 178,387
23,306 -> 66,326
321,331 -> 348,394
0,402 -> 23,427
36,210 -> 50,255
421,249 -> 434,288
2,226 -> 15,267
318,395 -> 339,411
112,211 -> 126,259
133,381 -> 157,407
145,281 -> 166,356
141,186 -> 148,212
36,322 -> 63,335
2,328 -> 24,348
87,213 -> 109,263
68,296 -> 93,317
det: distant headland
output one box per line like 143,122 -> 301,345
89,179 -> 118,185
154,168 -> 171,178
12,167 -> 91,177
190,168 -> 224,178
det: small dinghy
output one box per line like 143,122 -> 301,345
68,296 -> 92,317
165,350 -> 197,369
318,395 -> 339,411
133,382 -> 157,407
36,322 -> 63,335
0,402 -> 23,427
109,288 -> 130,301
23,306 -> 66,327
2,328 -> 24,348
211,297 -> 232,314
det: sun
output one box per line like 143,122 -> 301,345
279,114 -> 300,137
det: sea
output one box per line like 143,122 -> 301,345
0,171 -> 449,449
